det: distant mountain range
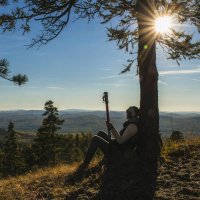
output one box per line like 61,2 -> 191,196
0,110 -> 200,136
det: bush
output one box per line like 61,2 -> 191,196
170,131 -> 184,142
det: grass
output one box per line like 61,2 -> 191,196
0,136 -> 200,200
0,158 -> 102,200
161,135 -> 200,161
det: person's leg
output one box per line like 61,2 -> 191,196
97,131 -> 110,141
83,135 -> 110,166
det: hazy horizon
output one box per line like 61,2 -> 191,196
0,108 -> 199,114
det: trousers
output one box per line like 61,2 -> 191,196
84,131 -> 115,165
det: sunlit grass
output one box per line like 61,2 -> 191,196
161,135 -> 200,161
0,158 -> 102,200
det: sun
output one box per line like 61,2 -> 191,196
155,16 -> 172,34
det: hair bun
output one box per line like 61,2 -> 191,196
129,106 -> 140,117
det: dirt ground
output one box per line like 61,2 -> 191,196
155,144 -> 200,200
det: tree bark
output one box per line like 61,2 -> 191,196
136,0 -> 162,199
137,0 -> 160,159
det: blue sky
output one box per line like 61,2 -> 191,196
0,17 -> 199,112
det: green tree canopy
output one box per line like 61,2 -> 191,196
33,100 -> 64,166
2,122 -> 25,176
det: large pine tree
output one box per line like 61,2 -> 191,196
33,100 -> 64,166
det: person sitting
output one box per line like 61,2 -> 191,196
80,106 -> 139,169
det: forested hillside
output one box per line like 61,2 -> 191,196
0,110 -> 199,135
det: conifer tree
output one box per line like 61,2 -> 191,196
33,101 -> 64,166
2,122 -> 25,176
0,149 -> 5,177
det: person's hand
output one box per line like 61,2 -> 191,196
106,121 -> 114,131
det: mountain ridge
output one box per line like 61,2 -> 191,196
0,110 -> 200,135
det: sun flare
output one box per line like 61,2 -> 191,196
155,16 -> 172,34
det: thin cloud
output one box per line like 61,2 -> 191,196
24,86 -> 38,89
95,75 -> 120,80
191,78 -> 200,82
98,68 -> 112,71
158,80 -> 168,85
0,85 -> 68,90
0,85 -> 15,88
96,83 -> 130,87
46,86 -> 65,90
95,73 -> 133,80
34,52 -> 55,57
160,68 -> 200,76
0,85 -> 38,89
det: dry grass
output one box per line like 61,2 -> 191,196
161,135 -> 200,161
0,159 -> 101,200
0,137 -> 200,200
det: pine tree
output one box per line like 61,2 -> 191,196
33,101 -> 64,166
0,149 -> 5,177
61,133 -> 75,164
2,122 -> 25,176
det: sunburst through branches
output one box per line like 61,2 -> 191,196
155,16 -> 172,34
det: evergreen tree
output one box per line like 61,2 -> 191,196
61,133 -> 75,164
33,101 -> 64,166
2,122 -> 25,176
21,144 -> 35,171
0,149 -> 5,177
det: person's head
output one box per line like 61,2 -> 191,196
126,106 -> 140,120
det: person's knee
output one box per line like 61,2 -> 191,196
97,131 -> 105,137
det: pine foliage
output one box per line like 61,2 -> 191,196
0,1 -> 199,71
1,122 -> 25,176
0,58 -> 28,85
33,100 -> 64,166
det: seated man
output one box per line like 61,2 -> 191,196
81,106 -> 139,168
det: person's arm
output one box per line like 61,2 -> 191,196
106,122 -> 137,144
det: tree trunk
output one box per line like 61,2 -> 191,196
136,0 -> 162,199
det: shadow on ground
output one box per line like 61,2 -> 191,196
64,152 -> 156,200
